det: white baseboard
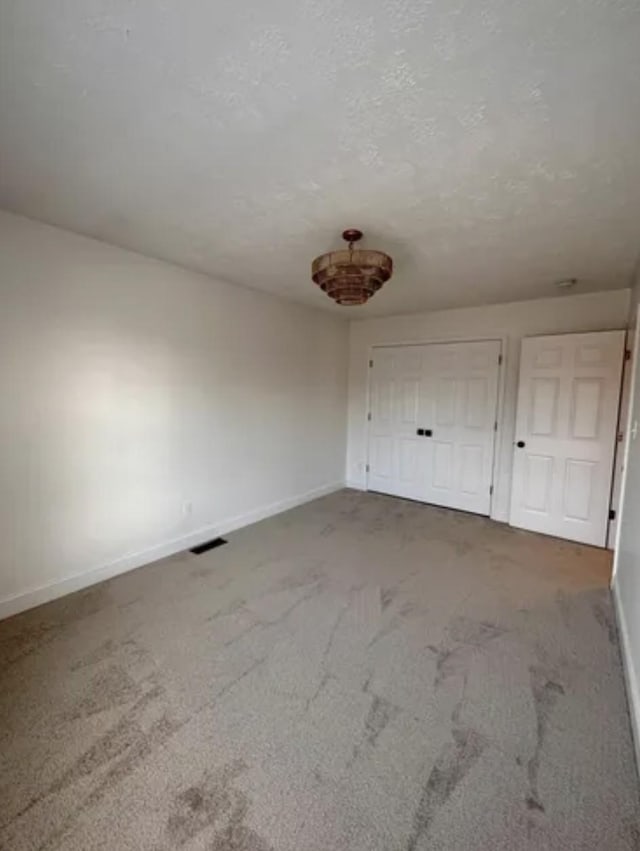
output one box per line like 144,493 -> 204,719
0,481 -> 344,621
611,577 -> 640,773
345,479 -> 366,491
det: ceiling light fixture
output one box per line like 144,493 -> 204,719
311,229 -> 393,306
555,277 -> 577,290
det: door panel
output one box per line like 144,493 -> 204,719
509,330 -> 625,545
370,435 -> 393,480
432,441 -> 454,490
399,438 -> 420,482
563,460 -> 594,520
367,340 -> 501,515
570,378 -> 602,438
400,379 -> 420,423
465,378 -> 488,428
460,444 -> 484,494
436,378 -> 456,426
534,345 -> 563,369
530,378 -> 559,435
523,454 -> 554,513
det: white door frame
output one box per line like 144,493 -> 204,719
610,307 -> 640,772
365,336 -> 506,520
612,307 -> 640,578
607,335 -> 633,548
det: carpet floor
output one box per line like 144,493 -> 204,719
1,490 -> 639,850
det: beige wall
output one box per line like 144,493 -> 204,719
0,211 -> 349,617
347,289 -> 631,523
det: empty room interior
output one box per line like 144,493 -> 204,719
2,1 -> 640,849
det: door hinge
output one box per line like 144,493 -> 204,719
617,431 -> 624,443
489,484 -> 494,496
625,349 -> 631,361
609,508 -> 616,521
366,463 -> 370,473
369,359 -> 374,368
367,412 -> 372,421
498,354 -> 503,365
494,421 -> 498,432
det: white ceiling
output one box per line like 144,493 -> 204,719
1,1 -> 640,317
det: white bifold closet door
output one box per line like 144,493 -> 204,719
509,330 -> 625,546
367,340 -> 501,515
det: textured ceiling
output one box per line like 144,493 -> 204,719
1,1 -> 640,317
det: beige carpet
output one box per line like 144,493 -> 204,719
1,490 -> 638,850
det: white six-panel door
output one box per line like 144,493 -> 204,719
367,340 -> 501,515
509,331 -> 625,546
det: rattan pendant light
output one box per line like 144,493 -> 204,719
311,229 -> 393,306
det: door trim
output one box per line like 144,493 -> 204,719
365,336 -> 505,519
612,309 -> 640,576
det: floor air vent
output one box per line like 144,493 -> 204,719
189,537 -> 227,555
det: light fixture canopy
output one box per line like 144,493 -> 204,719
311,229 -> 393,306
